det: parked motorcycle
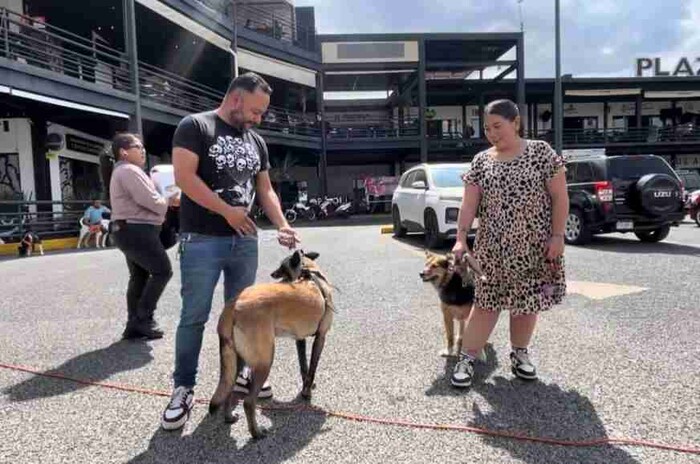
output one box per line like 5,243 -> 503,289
284,201 -> 316,224
333,201 -> 353,218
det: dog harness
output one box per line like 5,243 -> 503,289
299,268 -> 337,316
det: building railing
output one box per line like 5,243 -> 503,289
237,3 -> 316,51
0,9 -> 317,136
0,8 -> 132,92
0,200 -> 105,242
326,118 -> 420,139
138,61 -> 224,114
533,125 -> 700,145
260,105 -> 320,136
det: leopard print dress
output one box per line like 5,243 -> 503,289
462,139 -> 566,315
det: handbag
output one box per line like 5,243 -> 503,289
159,207 -> 180,250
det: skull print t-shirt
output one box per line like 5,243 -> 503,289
172,110 -> 270,236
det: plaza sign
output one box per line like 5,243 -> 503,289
636,57 -> 700,77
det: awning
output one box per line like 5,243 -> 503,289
645,90 -> 700,99
237,49 -> 317,88
5,88 -> 130,118
565,88 -> 642,97
136,0 -> 316,88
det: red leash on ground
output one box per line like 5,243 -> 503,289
1,361 -> 698,455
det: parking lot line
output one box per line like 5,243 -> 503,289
385,236 -> 649,301
567,280 -> 647,300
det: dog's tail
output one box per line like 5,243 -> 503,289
209,298 -> 239,414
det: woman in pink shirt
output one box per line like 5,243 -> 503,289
102,133 -> 173,340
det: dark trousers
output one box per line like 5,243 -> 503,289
113,222 -> 173,328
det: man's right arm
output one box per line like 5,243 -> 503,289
172,148 -> 256,235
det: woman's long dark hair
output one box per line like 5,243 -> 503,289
100,133 -> 140,199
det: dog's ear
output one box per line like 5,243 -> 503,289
425,250 -> 433,259
304,251 -> 320,261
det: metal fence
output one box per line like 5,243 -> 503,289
326,118 -> 420,139
534,125 -> 700,145
236,3 -> 316,51
138,61 -> 223,114
0,200 -> 104,243
0,8 -> 132,92
260,105 -> 320,136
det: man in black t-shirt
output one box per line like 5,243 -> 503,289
162,73 -> 299,431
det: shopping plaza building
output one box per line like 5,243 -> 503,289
1,0 -> 699,206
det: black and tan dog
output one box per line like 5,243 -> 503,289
420,252 -> 485,357
209,250 -> 334,439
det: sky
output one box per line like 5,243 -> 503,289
294,0 -> 699,79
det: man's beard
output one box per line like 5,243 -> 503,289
229,109 -> 254,129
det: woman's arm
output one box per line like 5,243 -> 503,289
455,183 -> 482,247
547,169 -> 569,237
546,169 -> 569,260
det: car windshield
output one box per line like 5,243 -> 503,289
608,157 -> 676,180
430,167 -> 469,188
679,171 -> 700,190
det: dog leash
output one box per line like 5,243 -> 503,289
300,268 -> 337,314
0,361 -> 698,455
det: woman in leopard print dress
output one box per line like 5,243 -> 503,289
450,100 -> 569,388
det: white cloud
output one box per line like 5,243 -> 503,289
292,0 -> 692,78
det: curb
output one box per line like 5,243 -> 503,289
0,237 -> 79,256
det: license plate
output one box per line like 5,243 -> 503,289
616,221 -> 633,231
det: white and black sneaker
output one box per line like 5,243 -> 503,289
233,368 -> 273,399
510,348 -> 537,380
451,355 -> 475,388
161,386 -> 195,430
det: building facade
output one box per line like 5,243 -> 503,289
1,0 -> 698,208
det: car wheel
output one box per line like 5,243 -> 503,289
392,206 -> 407,238
634,225 -> 671,243
424,210 -> 443,249
564,209 -> 591,245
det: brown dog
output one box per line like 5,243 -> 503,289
420,252 -> 485,357
209,250 -> 334,439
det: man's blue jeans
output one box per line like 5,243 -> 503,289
173,233 -> 258,388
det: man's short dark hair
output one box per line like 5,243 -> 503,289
227,72 -> 273,96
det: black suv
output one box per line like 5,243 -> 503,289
565,154 -> 685,245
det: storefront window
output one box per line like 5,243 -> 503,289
0,153 -> 22,200
59,157 -> 104,202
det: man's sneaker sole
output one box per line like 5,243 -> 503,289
233,383 -> 273,399
161,410 -> 191,431
450,377 -> 472,388
511,366 -> 537,381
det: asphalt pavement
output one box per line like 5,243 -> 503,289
0,220 -> 698,463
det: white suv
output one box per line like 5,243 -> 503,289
391,163 -> 477,247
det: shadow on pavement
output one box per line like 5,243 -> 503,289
576,235 -> 700,256
127,398 -> 327,464
471,376 -> 640,463
2,340 -> 153,402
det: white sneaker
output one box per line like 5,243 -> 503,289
451,356 -> 475,388
161,386 -> 194,430
233,368 -> 273,399
510,348 -> 537,380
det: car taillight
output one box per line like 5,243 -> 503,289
594,181 -> 613,202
